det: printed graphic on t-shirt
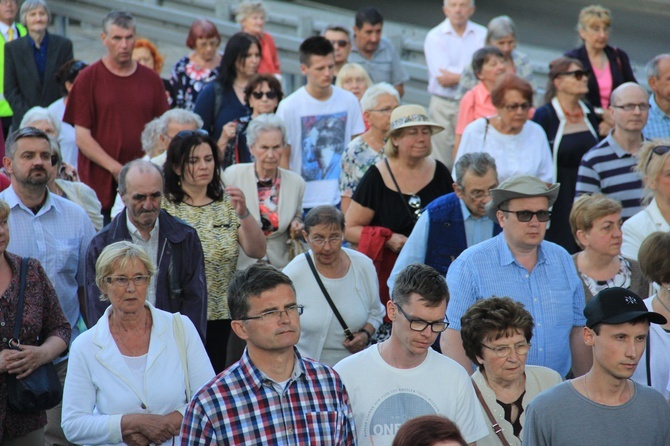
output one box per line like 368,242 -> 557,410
300,112 -> 348,181
364,390 -> 438,445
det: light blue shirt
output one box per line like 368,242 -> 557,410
387,199 -> 494,292
643,94 -> 670,140
0,186 -> 95,351
446,233 -> 585,377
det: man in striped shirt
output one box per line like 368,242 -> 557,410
180,264 -> 356,445
575,82 -> 649,219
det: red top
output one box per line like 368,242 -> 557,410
258,32 -> 281,75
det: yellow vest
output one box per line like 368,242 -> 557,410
0,23 -> 27,118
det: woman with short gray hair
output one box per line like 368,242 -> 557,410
340,82 -> 399,213
235,0 -> 281,76
5,0 -> 73,129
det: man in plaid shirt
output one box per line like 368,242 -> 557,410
180,264 -> 356,445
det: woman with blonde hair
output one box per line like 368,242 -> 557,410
335,63 -> 373,101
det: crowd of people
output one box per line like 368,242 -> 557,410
0,0 -> 669,444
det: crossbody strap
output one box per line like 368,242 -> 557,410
646,332 -> 651,387
471,378 -> 512,446
304,252 -> 354,341
384,158 -> 417,221
9,257 -> 29,347
172,313 -> 191,400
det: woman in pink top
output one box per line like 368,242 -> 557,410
453,47 -> 506,157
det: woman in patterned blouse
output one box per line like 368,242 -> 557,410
162,131 -> 266,373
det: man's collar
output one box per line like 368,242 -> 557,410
459,197 -> 488,221
498,232 -> 546,266
4,185 -> 57,216
650,94 -> 670,119
441,19 -> 474,35
125,212 -> 158,240
240,347 -> 305,390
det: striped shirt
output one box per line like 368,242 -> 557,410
180,348 -> 356,445
643,94 -> 670,140
575,132 -> 644,219
446,234 -> 586,377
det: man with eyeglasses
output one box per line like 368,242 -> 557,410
181,263 -> 356,445
85,159 -> 207,340
443,175 -> 590,379
323,24 -> 352,81
0,126 -> 95,445
576,82 -> 649,219
388,152 -> 500,297
335,264 -> 488,446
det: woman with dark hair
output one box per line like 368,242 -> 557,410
461,297 -> 562,445
162,131 -> 265,372
392,415 -> 467,446
565,5 -> 636,136
194,32 -> 260,169
170,19 -> 222,111
456,74 -> 552,183
533,57 -> 601,252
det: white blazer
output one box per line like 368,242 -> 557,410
622,198 -> 670,260
223,163 -> 306,269
61,303 -> 215,446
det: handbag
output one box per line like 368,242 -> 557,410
6,258 -> 63,414
287,231 -> 307,262
172,313 -> 191,400
471,378 -> 512,446
304,252 -> 354,341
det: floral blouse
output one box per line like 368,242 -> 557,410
170,55 -> 219,111
257,176 -> 281,235
339,135 -> 384,198
0,253 -> 70,441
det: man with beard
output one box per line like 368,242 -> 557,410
0,126 -> 95,444
85,159 -> 207,340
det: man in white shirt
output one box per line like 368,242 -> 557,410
277,36 -> 365,211
335,264 -> 488,446
424,0 -> 486,169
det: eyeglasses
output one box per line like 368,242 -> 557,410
239,304 -> 304,321
557,69 -> 590,81
644,145 -> 670,171
394,302 -> 449,333
105,275 -> 151,288
611,103 -> 651,112
251,90 -> 278,100
175,129 -> 209,139
481,342 -> 531,358
458,184 -> 496,201
502,102 -> 531,112
408,195 -> 422,220
369,107 -> 395,115
501,209 -> 552,222
308,235 -> 344,247
329,39 -> 349,47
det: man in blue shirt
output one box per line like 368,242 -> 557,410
442,175 -> 591,378
388,152 -> 500,294
643,53 -> 670,139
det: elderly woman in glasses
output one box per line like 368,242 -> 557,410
345,104 -> 453,340
340,82 -> 399,214
461,297 -> 562,446
455,74 -> 552,184
61,241 -> 214,446
283,205 -> 384,366
533,57 -> 600,253
570,194 -> 648,303
622,141 -> 670,260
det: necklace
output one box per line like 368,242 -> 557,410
562,105 -> 584,124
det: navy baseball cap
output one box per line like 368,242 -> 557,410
584,287 -> 667,328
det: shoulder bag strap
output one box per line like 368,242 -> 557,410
384,158 -> 416,221
304,252 -> 354,340
172,313 -> 191,400
646,333 -> 651,387
483,117 -> 490,143
9,257 -> 29,347
471,378 -> 512,446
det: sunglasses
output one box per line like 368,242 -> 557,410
408,195 -> 422,220
558,69 -> 590,81
251,90 -> 278,100
175,129 -> 209,139
501,209 -> 552,222
329,39 -> 349,47
644,145 -> 670,171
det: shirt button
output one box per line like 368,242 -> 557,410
288,428 -> 293,434
525,274 -> 529,278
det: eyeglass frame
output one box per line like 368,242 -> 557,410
105,275 -> 152,288
502,102 -> 531,112
394,302 -> 449,333
456,183 -> 495,201
500,209 -> 552,222
611,103 -> 651,112
328,39 -> 349,47
556,69 -> 590,81
250,90 -> 279,100
238,304 -> 304,321
481,341 -> 532,358
307,234 -> 344,247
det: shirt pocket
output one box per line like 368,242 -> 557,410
53,238 -> 80,277
544,288 -> 575,327
304,410 -> 342,445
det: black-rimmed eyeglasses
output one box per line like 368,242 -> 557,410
394,302 -> 449,333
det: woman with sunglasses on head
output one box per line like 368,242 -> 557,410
461,297 -> 562,446
283,205 -> 384,366
345,105 -> 453,341
533,57 -> 601,253
455,74 -> 552,185
621,141 -> 670,260
194,32 -> 260,169
162,131 -> 265,373
564,5 -> 637,137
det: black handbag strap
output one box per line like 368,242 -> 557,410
10,257 -> 29,347
304,252 -> 354,341
646,333 -> 651,387
384,158 -> 417,221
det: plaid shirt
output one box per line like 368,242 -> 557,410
180,348 -> 356,445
